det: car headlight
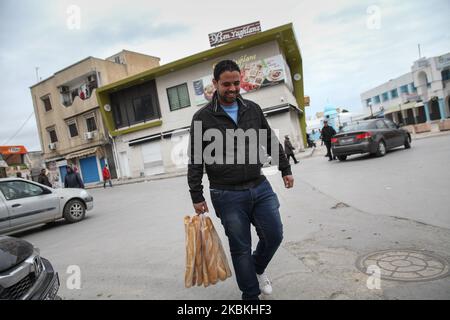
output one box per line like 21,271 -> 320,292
80,190 -> 93,201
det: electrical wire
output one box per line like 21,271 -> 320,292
1,112 -> 35,145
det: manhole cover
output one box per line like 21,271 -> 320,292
356,249 -> 450,282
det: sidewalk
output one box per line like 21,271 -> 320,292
411,129 -> 450,141
85,170 -> 188,190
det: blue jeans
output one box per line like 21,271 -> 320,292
210,179 -> 283,300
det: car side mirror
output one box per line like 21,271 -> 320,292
42,188 -> 53,194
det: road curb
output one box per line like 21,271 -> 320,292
412,131 -> 450,141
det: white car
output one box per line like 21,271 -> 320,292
0,178 -> 93,235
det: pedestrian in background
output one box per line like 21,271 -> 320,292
38,168 -> 52,187
284,135 -> 299,164
102,164 -> 113,188
320,120 -> 337,161
64,166 -> 85,189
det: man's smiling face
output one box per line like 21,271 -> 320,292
213,70 -> 241,106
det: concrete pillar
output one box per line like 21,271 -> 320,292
413,107 -> 420,124
424,102 -> 431,122
438,98 -> 446,119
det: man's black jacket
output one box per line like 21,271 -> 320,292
64,172 -> 84,189
38,174 -> 52,187
188,92 -> 291,204
284,139 -> 295,155
320,125 -> 336,142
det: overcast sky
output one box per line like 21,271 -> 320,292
0,0 -> 449,151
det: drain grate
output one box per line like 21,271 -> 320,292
356,249 -> 450,282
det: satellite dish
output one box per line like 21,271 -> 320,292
293,73 -> 302,81
104,104 -> 111,112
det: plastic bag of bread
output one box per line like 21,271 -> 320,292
184,214 -> 232,288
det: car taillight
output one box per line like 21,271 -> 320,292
331,138 -> 338,143
356,132 -> 372,140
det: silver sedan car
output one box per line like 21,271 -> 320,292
0,178 -> 93,235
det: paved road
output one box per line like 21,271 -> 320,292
303,134 -> 450,229
15,135 -> 450,300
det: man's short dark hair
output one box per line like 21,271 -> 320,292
214,60 -> 240,81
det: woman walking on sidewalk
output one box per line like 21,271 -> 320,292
102,164 -> 113,188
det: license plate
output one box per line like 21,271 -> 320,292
339,138 -> 354,145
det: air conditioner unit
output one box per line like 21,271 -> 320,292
59,86 -> 69,94
48,143 -> 56,150
85,132 -> 94,140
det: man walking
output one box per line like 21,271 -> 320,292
320,120 -> 336,161
102,164 -> 113,188
38,168 -> 52,187
188,60 -> 294,300
284,135 -> 299,164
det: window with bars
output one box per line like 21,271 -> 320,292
110,80 -> 161,129
86,117 -> 97,132
48,129 -> 58,143
167,83 -> 190,111
67,122 -> 78,137
42,96 -> 52,112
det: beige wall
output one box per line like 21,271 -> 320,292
31,52 -> 160,160
122,51 -> 160,76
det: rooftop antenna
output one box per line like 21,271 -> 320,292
35,67 -> 40,82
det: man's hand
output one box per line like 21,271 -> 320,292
193,201 -> 209,214
283,175 -> 294,188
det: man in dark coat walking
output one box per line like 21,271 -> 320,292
64,166 -> 85,188
38,168 -> 52,187
284,135 -> 298,164
320,120 -> 336,161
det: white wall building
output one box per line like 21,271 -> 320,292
360,52 -> 450,129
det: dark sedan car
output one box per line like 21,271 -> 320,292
331,118 -> 411,161
0,236 -> 60,300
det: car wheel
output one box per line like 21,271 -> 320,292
404,136 -> 411,149
63,199 -> 86,223
375,140 -> 386,157
337,155 -> 347,161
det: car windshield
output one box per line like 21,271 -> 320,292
341,121 -> 375,132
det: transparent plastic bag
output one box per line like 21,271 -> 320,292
184,214 -> 232,288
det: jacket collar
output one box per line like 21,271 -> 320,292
212,91 -> 249,113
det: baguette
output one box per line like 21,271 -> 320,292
200,215 -> 210,287
192,215 -> 203,286
202,217 -> 218,285
184,216 -> 196,288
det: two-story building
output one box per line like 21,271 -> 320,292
96,23 -> 306,179
360,52 -> 450,132
30,50 -> 160,186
